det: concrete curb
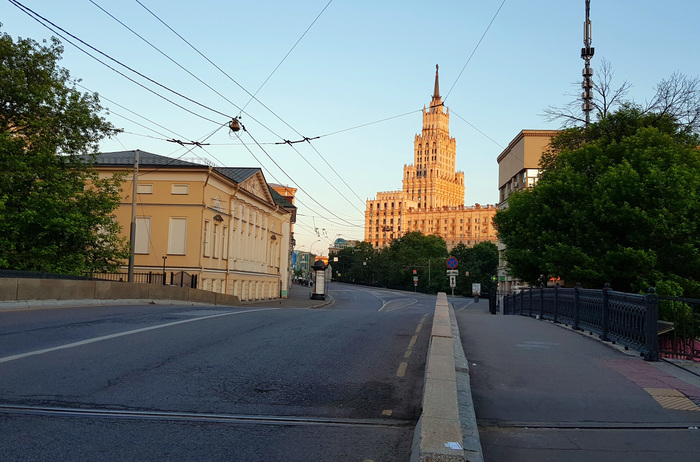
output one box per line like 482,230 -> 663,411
411,292 -> 484,462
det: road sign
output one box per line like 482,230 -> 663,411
446,256 -> 458,269
413,281 -> 418,286
413,276 -> 419,282
449,275 -> 456,288
446,270 -> 458,276
413,269 -> 417,274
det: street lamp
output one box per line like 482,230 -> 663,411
309,239 -> 321,255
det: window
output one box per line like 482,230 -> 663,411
168,218 -> 187,255
172,184 -> 189,195
137,184 -> 153,194
203,220 -> 211,257
134,217 -> 151,254
213,223 -> 219,258
222,226 -> 229,259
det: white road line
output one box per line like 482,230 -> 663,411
0,308 -> 277,364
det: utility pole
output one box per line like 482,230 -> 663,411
581,0 -> 595,126
127,150 -> 139,283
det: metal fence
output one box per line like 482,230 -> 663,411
503,284 -> 659,361
88,271 -> 197,289
657,295 -> 700,362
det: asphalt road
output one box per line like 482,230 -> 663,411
0,283 -> 439,462
456,300 -> 700,462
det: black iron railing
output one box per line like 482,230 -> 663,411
657,295 -> 700,362
88,271 -> 197,289
504,284 -> 659,361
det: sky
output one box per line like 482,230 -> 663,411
3,0 -> 700,255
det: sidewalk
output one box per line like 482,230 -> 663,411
455,301 -> 700,462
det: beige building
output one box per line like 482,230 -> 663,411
365,66 -> 497,250
496,130 -> 558,295
89,150 -> 296,301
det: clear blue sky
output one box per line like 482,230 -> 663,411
3,1 -> 699,253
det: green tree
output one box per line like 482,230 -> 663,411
450,241 -> 498,296
379,232 -> 448,292
0,30 -> 128,274
494,104 -> 700,296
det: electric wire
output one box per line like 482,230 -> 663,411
235,129 -> 362,228
450,109 -> 504,149
8,0 -> 224,125
135,0 -> 368,209
89,1 -> 246,119
239,0 -> 334,114
443,0 -> 507,102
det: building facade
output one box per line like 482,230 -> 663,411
496,130 -> 558,295
365,66 -> 497,250
89,150 -> 296,301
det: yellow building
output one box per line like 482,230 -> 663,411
365,66 -> 497,250
496,130 -> 558,295
89,150 -> 295,301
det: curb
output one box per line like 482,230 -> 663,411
411,292 -> 484,462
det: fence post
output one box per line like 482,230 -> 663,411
644,287 -> 659,361
529,289 -> 533,317
601,283 -> 611,341
573,282 -> 581,330
540,287 -> 545,318
553,284 -> 560,323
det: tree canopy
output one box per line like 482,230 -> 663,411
0,30 -> 128,274
330,232 -> 498,295
494,103 -> 700,296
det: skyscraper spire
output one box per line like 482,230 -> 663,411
433,64 -> 440,99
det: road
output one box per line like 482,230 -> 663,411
0,283 -> 438,462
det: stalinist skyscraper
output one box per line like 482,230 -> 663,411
365,66 -> 496,250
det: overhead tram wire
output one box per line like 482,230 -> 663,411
88,0 -> 246,122
8,0 -> 225,125
239,0 -> 334,114
234,128 -> 362,229
450,109 -> 504,149
12,0 -> 361,227
443,0 -> 507,103
75,82 -> 183,141
135,0 -> 368,209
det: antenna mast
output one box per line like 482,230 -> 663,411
581,0 -> 595,126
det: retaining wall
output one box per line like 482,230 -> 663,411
0,278 -> 239,307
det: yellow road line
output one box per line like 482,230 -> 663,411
396,361 -> 408,377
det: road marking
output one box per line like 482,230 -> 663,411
0,404 -> 413,428
404,350 -> 412,359
0,308 -> 278,364
644,388 -> 700,411
381,409 -> 393,417
396,362 -> 408,377
381,298 -> 418,312
407,334 -> 419,350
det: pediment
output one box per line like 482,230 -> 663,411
240,171 -> 274,204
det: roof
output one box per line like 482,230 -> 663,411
214,167 -> 261,184
84,150 -> 206,168
268,186 -> 296,210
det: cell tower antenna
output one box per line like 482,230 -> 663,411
581,0 -> 595,126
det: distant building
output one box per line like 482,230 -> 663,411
496,130 -> 558,295
327,237 -> 361,254
365,66 -> 497,250
87,150 -> 296,301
